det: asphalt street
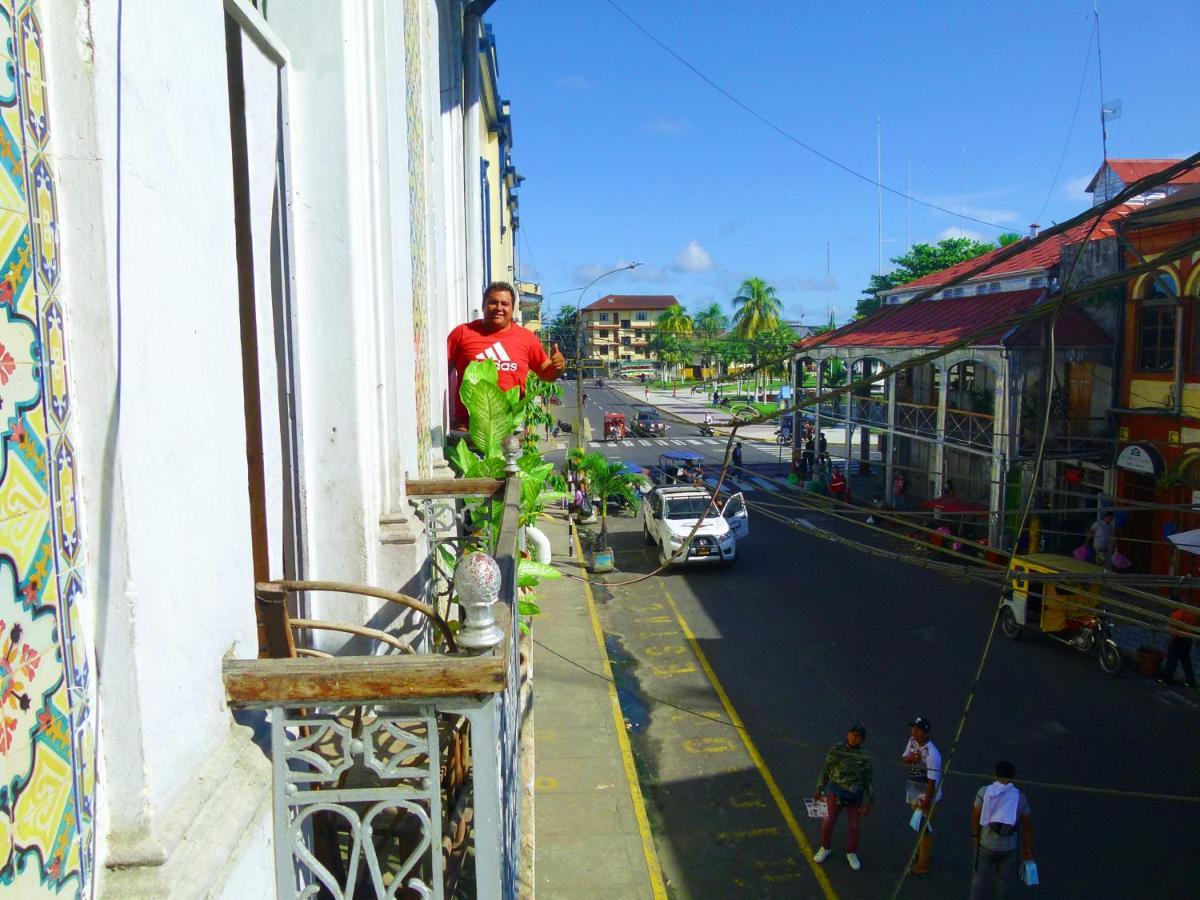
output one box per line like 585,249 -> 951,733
546,381 -> 1200,899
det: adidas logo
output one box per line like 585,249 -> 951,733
475,342 -> 519,372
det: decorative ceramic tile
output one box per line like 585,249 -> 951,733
0,1 -> 93,896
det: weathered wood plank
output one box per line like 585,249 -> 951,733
406,477 -> 504,498
223,653 -> 506,706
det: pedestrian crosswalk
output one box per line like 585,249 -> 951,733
591,438 -> 727,448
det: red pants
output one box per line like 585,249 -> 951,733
821,792 -> 862,852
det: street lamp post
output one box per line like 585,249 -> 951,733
573,262 -> 640,449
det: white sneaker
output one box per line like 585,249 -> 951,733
813,847 -> 831,863
846,852 -> 862,871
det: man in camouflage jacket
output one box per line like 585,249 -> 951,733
813,725 -> 874,871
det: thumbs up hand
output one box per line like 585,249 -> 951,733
549,342 -> 566,374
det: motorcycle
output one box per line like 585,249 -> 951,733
698,423 -> 715,437
554,419 -> 573,435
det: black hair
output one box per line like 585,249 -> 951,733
483,281 -> 517,304
995,760 -> 1016,779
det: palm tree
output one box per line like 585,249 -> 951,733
581,453 -> 649,550
693,303 -> 728,378
648,331 -> 687,382
731,277 -> 783,400
731,277 -> 783,339
693,303 -> 728,339
656,304 -> 694,335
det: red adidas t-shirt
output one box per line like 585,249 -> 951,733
448,320 -> 549,426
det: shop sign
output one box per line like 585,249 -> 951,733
1116,443 -> 1164,476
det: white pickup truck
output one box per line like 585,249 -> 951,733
641,484 -> 749,567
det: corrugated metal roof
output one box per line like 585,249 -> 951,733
1085,159 -> 1200,194
583,294 -> 679,311
895,206 -> 1134,292
795,289 -> 1113,353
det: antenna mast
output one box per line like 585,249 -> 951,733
876,119 -> 883,276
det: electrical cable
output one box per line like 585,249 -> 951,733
1035,20 -> 1096,226
531,636 -> 1200,805
600,0 -> 1014,230
888,213 -> 1106,900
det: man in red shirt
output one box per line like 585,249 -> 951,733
447,281 -> 566,427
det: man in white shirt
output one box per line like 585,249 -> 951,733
900,716 -> 942,875
970,760 -> 1033,899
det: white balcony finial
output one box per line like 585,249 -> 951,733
454,551 -> 504,653
502,433 -> 522,474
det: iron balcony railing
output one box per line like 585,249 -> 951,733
850,395 -> 888,427
1018,415 -> 1112,457
895,400 -> 938,438
224,461 -> 527,899
944,408 -> 996,451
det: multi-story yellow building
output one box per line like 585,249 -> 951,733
581,294 -> 678,367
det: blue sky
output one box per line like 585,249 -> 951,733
488,0 -> 1200,325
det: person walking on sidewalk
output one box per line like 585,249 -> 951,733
970,760 -> 1033,899
901,716 -> 942,875
1159,600 -> 1198,689
813,725 -> 874,871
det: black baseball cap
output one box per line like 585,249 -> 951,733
908,716 -> 932,732
849,724 -> 866,738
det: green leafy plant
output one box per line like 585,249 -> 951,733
449,359 -> 567,628
579,452 -> 650,550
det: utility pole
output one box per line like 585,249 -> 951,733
573,263 -> 641,449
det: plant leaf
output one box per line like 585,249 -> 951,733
518,598 -> 542,617
518,559 -> 562,582
466,381 -> 514,458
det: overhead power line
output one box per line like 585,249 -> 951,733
602,0 -> 1014,231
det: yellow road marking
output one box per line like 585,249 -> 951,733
659,582 -> 839,900
572,529 -> 668,900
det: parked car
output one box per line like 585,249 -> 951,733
632,406 -> 668,437
642,484 -> 748,568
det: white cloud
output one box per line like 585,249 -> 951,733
554,75 -> 593,90
573,264 -> 608,283
916,189 -> 1020,226
673,240 -> 713,273
646,118 -> 688,136
936,226 -> 988,242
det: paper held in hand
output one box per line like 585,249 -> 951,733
805,798 -> 828,819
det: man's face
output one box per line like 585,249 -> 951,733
482,288 -> 515,329
911,725 -> 928,743
846,730 -> 864,748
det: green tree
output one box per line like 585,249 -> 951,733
731,278 -> 784,400
997,231 -> 1024,247
693,302 -> 728,339
755,322 -> 799,380
647,331 -> 687,382
692,303 -> 728,373
731,277 -> 783,339
546,306 -> 580,357
656,303 -> 694,335
580,453 -> 650,550
857,237 -> 996,318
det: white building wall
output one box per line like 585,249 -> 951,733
36,0 -> 488,894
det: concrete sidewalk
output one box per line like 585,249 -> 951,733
532,513 -> 666,899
